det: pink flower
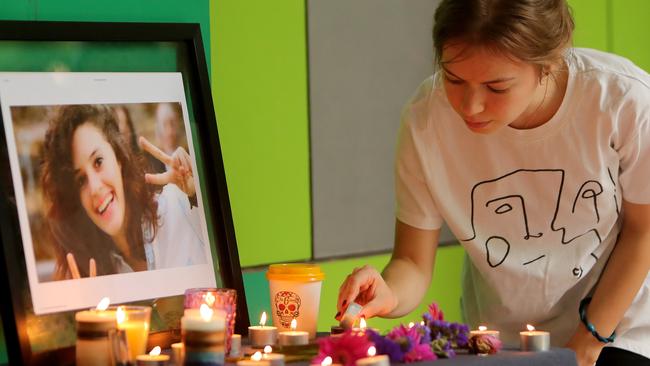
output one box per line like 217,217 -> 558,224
312,331 -> 374,366
404,343 -> 437,362
428,302 -> 444,321
468,334 -> 503,355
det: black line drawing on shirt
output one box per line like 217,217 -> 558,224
523,255 -> 546,266
461,169 -> 615,271
572,180 -> 603,223
572,266 -> 584,278
591,253 -> 599,261
486,195 -> 543,240
485,236 -> 510,268
607,167 -> 620,216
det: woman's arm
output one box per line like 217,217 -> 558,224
337,219 -> 439,319
567,200 -> 650,365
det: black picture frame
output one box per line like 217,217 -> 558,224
0,20 -> 249,365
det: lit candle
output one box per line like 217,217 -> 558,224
278,319 -> 309,346
116,305 -> 151,361
182,304 -> 226,365
317,356 -> 342,366
236,351 -> 271,366
136,346 -> 170,366
355,346 -> 389,366
353,317 -> 379,334
171,342 -> 184,365
75,297 -> 116,366
520,324 -> 550,351
263,345 -> 285,366
229,334 -> 242,357
470,325 -> 500,339
408,322 -> 415,328
248,312 -> 278,348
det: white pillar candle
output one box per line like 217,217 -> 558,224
249,312 -> 278,348
520,324 -> 550,351
182,304 -> 226,365
470,325 -> 500,339
355,347 -> 389,366
75,298 -> 117,366
171,342 -> 184,365
263,346 -> 285,366
229,334 -> 242,357
135,346 -> 169,366
237,351 -> 271,366
278,319 -> 309,346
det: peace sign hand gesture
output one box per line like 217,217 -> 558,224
139,136 -> 196,197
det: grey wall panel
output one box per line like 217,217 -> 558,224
308,0 -> 455,259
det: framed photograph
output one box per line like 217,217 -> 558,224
0,21 -> 249,364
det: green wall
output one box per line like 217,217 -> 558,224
211,0 -> 312,268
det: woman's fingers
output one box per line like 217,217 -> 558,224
144,170 -> 175,186
139,136 -> 172,166
336,265 -> 380,318
66,253 -> 81,279
89,258 -> 97,277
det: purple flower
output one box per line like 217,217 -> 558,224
431,337 -> 456,358
367,330 -> 404,362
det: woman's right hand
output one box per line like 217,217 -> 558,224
336,265 -> 398,321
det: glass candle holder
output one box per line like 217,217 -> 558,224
113,305 -> 152,362
184,288 -> 237,353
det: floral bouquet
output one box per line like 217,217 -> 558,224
312,302 -> 477,365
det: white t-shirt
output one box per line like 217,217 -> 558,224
395,48 -> 650,357
114,184 -> 208,272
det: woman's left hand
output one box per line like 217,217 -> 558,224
565,325 -> 605,366
139,136 -> 195,197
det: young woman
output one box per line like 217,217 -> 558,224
336,1 -> 650,364
41,104 -> 207,279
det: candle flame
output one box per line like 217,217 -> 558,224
116,306 -> 125,324
204,292 -> 216,307
96,297 -> 110,311
321,356 -> 333,366
290,318 -> 297,331
264,345 -> 272,354
200,304 -> 213,321
420,321 -> 425,326
408,322 -> 415,329
360,317 -> 367,329
252,351 -> 263,361
367,346 -> 377,357
479,325 -> 487,331
260,311 -> 267,326
527,324 -> 535,331
149,346 -> 161,356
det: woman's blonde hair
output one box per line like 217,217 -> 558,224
433,0 -> 574,74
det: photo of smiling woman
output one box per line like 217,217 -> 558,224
40,104 -> 207,280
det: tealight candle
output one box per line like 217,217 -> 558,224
278,319 -> 309,346
229,334 -> 242,357
136,346 -> 170,366
353,317 -> 380,334
317,356 -> 342,366
171,342 -> 184,365
355,346 -> 389,366
262,346 -> 285,366
76,297 -> 117,366
470,325 -> 500,339
236,351 -> 271,366
182,304 -> 226,365
248,312 -> 278,348
520,324 -> 550,351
